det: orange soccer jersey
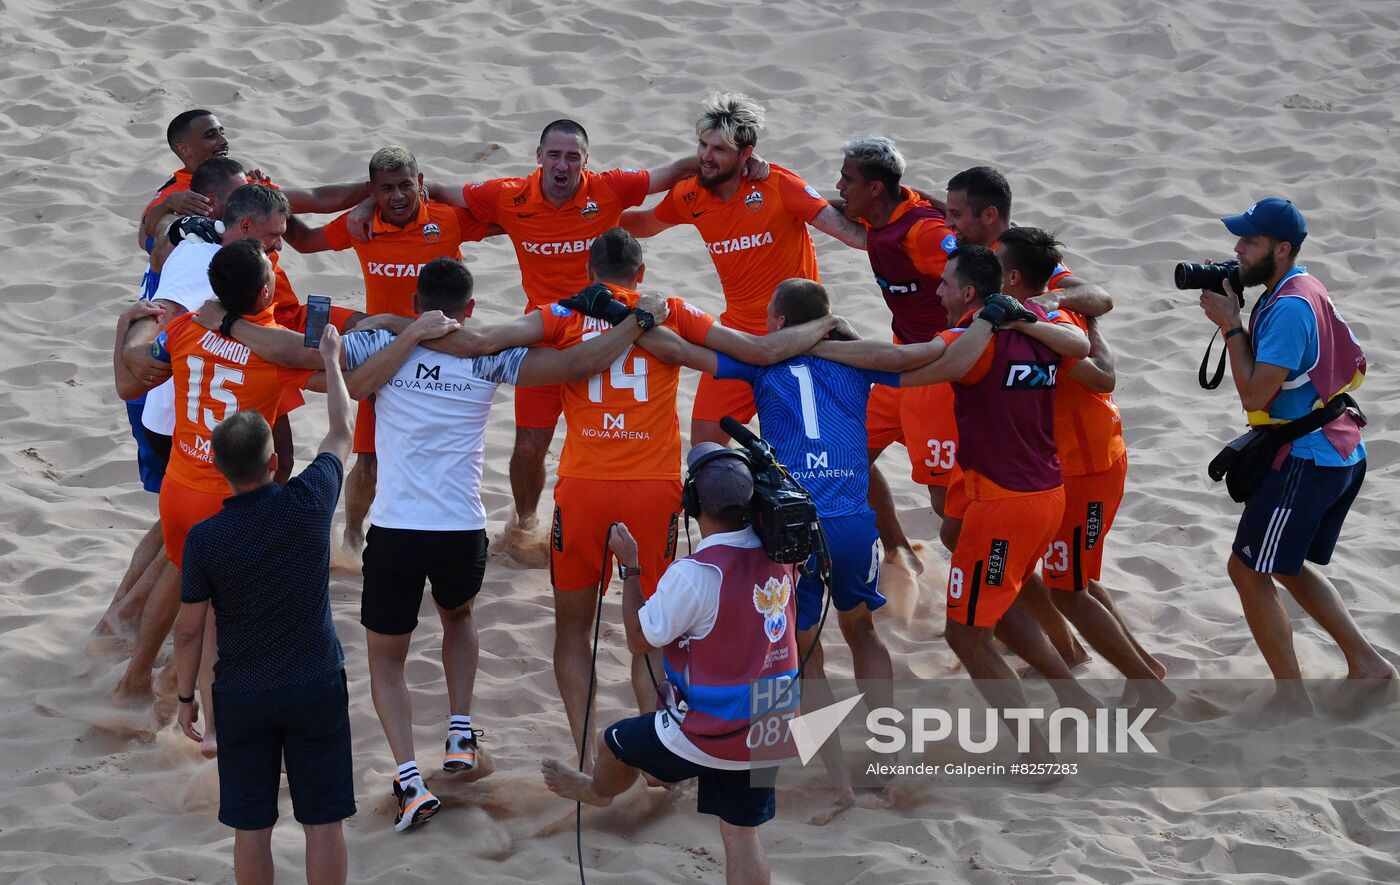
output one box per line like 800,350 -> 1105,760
144,168 -> 193,216
161,310 -> 314,495
539,283 -> 716,480
652,165 -> 827,334
323,200 -> 490,317
463,168 -> 650,312
1053,310 -> 1126,477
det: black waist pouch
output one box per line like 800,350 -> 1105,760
1208,394 -> 1362,503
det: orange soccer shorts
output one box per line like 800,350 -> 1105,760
692,373 -> 757,425
158,475 -> 228,571
550,477 -> 681,599
865,384 -> 904,449
944,464 -> 969,520
947,485 -> 1064,628
866,384 -> 958,488
515,383 -> 564,430
1042,454 -> 1127,592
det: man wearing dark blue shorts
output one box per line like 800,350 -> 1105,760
172,328 -> 355,885
543,444 -> 799,885
1199,197 -> 1394,710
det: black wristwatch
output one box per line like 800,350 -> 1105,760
218,312 -> 239,338
618,562 -> 643,580
1224,326 -> 1246,340
632,308 -> 657,331
178,693 -> 195,704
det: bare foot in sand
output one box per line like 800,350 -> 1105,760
541,759 -> 610,807
805,787 -> 856,826
494,513 -> 551,569
884,543 -> 924,576
112,673 -> 154,709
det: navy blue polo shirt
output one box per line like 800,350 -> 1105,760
181,453 -> 346,694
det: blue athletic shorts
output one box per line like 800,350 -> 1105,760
1233,455 -> 1366,576
798,511 -> 885,631
125,398 -> 168,493
214,670 -> 357,830
603,712 -> 776,828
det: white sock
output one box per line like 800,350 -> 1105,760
397,760 -> 421,785
449,715 -> 472,737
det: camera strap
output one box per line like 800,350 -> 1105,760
1198,326 -> 1227,389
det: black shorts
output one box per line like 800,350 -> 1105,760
214,671 -> 356,830
604,712 -> 776,828
361,526 -> 488,635
1233,456 -> 1366,576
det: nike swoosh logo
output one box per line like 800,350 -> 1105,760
517,212 -> 536,218
609,728 -> 621,749
690,210 -> 704,219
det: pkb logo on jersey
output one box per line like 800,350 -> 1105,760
550,304 -> 573,317
744,189 -> 765,211
422,222 -> 441,243
580,199 -> 600,221
1004,361 -> 1057,389
753,575 -> 792,643
941,233 -> 958,254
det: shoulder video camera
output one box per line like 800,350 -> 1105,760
718,417 -> 822,565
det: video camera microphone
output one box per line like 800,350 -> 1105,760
719,417 -> 823,566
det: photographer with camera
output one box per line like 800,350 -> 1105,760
542,442 -> 799,885
1195,198 -> 1392,706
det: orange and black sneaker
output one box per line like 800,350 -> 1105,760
392,777 -> 441,832
443,729 -> 482,772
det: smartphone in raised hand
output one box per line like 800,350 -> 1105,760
304,295 -> 332,348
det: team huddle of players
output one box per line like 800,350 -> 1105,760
103,92 -> 1172,830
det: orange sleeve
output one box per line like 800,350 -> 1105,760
537,307 -> 577,347
939,328 -> 994,385
599,169 -> 651,208
668,298 -> 717,344
774,168 -> 828,223
322,213 -> 354,251
1053,308 -> 1085,372
462,179 -> 503,224
651,187 -> 685,225
908,218 -> 952,277
451,205 -> 490,243
1047,265 -> 1073,290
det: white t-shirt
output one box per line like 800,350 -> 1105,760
141,240 -> 221,436
638,527 -> 767,770
343,329 -> 527,531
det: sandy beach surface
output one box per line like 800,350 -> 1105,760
2,0 -> 1398,881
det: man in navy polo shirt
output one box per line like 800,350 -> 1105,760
172,327 -> 355,885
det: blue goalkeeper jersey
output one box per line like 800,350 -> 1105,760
715,353 -> 899,518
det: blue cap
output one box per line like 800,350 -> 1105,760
1221,197 -> 1307,246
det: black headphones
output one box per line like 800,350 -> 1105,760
681,447 -> 751,518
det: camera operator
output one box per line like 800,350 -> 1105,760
542,443 -> 799,885
1197,198 -> 1393,707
